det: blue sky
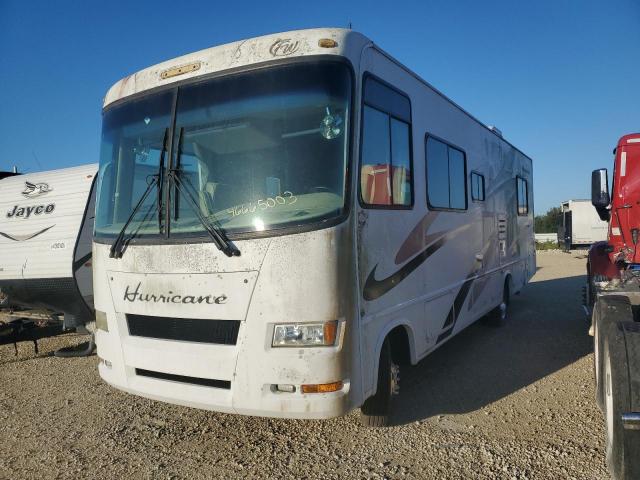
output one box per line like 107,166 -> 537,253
0,0 -> 638,214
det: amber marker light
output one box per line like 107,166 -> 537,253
301,381 -> 344,394
323,321 -> 338,345
318,38 -> 338,48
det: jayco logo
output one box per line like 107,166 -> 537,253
269,38 -> 300,57
22,181 -> 52,198
6,203 -> 55,219
123,282 -> 228,305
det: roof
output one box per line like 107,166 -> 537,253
103,28 -> 369,108
618,133 -> 640,146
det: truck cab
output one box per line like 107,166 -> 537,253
587,133 -> 640,479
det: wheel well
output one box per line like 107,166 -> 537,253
387,325 -> 411,366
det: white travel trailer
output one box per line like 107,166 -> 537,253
0,164 -> 97,330
559,199 -> 608,249
94,28 -> 534,424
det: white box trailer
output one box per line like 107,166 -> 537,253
93,28 -> 534,424
0,164 -> 98,329
559,199 -> 608,249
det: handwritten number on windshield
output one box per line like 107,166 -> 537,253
227,191 -> 297,217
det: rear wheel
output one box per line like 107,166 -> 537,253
360,338 -> 399,427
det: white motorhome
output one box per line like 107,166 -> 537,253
559,199 -> 608,249
0,164 -> 97,328
94,28 -> 534,424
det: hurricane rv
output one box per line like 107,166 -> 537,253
94,28 -> 535,424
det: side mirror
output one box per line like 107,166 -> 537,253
591,168 -> 610,222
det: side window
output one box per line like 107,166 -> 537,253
517,176 -> 529,215
360,77 -> 413,207
426,136 -> 467,210
471,172 -> 485,201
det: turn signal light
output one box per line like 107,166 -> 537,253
301,381 -> 343,394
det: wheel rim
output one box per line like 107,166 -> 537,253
604,343 -> 614,457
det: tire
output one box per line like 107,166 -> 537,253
360,338 -> 399,427
594,296 -> 632,412
486,278 -> 510,327
602,319 -> 638,479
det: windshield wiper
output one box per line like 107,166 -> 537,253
157,128 -> 168,232
109,129 -> 168,259
168,168 -> 240,257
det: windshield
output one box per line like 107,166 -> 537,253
96,90 -> 172,237
95,61 -> 351,239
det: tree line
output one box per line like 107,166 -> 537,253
535,207 -> 562,233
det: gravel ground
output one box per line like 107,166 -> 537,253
0,251 -> 608,479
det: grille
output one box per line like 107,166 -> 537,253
126,314 -> 240,344
135,368 -> 231,389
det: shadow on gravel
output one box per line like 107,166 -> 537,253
392,273 -> 590,426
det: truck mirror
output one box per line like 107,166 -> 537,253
591,168 -> 610,221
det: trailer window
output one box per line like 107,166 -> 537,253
517,176 -> 529,215
360,77 -> 412,208
426,136 -> 467,210
471,172 -> 485,201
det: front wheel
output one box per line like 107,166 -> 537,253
602,320 -> 639,479
360,338 -> 399,427
594,296 -> 632,412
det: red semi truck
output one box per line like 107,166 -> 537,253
587,133 -> 640,479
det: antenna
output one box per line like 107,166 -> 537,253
348,21 -> 352,29
31,150 -> 43,171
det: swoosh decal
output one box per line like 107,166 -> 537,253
363,223 -> 471,301
395,212 -> 439,264
0,225 -> 55,242
363,236 -> 447,301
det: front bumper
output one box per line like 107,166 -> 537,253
95,323 -> 352,419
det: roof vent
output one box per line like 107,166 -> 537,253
488,125 -> 503,137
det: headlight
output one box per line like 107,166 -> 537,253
272,321 -> 338,347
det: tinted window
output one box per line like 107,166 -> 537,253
449,148 -> 466,209
390,119 -> 411,206
517,177 -> 528,215
426,137 -> 449,208
360,77 -> 413,207
471,172 -> 485,201
363,78 -> 411,122
426,136 -> 467,210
